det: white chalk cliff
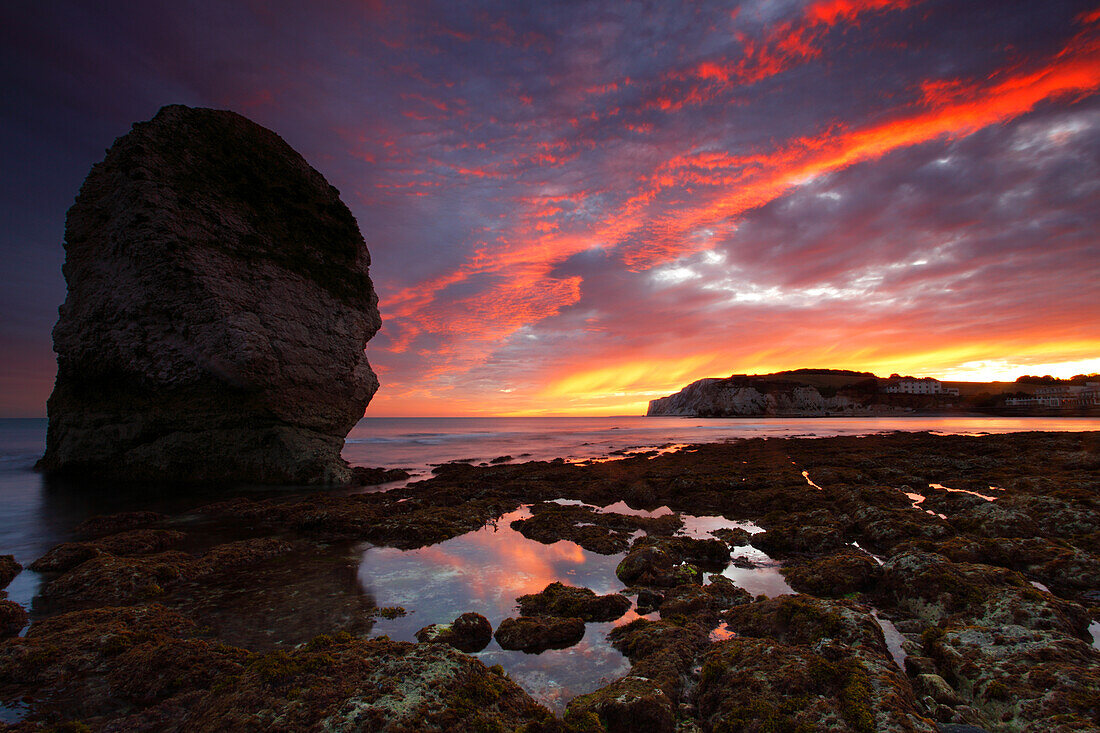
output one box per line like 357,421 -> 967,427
647,377 -> 861,417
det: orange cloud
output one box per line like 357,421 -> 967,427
670,0 -> 918,95
367,22 -> 1100,415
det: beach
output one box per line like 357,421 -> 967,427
1,420 -> 1099,730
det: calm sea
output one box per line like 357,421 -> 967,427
4,415 -> 1100,567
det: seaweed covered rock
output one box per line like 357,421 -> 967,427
751,511 -> 848,556
0,600 -> 27,638
920,623 -> 1100,731
0,604 -> 242,717
494,616 -> 585,653
660,536 -> 731,571
706,596 -> 937,732
510,503 -> 681,555
41,550 -> 194,605
0,556 -> 20,589
30,528 -> 186,573
658,577 -> 752,623
38,104 -> 381,485
883,550 -> 1090,635
884,550 -> 1100,729
41,538 -> 295,606
517,582 -> 630,622
703,575 -> 753,609
607,618 -> 711,702
781,546 -> 883,597
0,605 -> 557,731
710,527 -> 753,548
658,584 -> 717,622
190,537 -> 295,577
415,612 -> 493,653
349,466 -> 411,486
73,511 -> 167,539
899,535 -> 1100,602
951,500 -> 1039,538
850,505 -> 954,553
696,638 -> 935,733
616,545 -> 702,588
564,675 -> 675,733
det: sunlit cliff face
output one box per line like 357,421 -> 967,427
3,1 -> 1100,416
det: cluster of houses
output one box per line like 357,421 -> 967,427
882,377 -> 960,397
881,376 -> 1100,408
1005,383 -> 1100,408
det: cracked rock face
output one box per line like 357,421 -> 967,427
39,105 -> 381,484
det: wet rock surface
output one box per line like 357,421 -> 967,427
0,605 -> 556,731
38,104 -> 381,485
3,430 -> 1099,730
510,502 -> 681,554
0,601 -> 26,638
517,582 -> 631,622
29,529 -> 186,573
415,612 -> 493,653
350,465 -> 412,486
0,556 -> 20,589
781,546 -> 883,596
564,675 -> 675,733
495,616 -> 587,653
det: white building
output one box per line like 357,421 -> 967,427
1006,382 -> 1100,408
884,378 -> 943,395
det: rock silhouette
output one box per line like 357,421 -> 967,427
39,105 -> 380,484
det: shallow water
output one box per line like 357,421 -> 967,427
341,415 -> 1100,485
358,506 -> 638,710
356,502 -> 781,711
3,416 -> 1100,711
4,416 -> 1099,564
871,609 -> 908,669
718,544 -> 794,598
927,482 -> 999,502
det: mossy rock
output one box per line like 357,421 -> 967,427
495,616 -> 585,653
518,582 -> 630,622
416,612 -> 493,653
565,676 -> 674,733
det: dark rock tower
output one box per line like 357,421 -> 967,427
39,105 -> 381,484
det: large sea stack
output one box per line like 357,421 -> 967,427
39,105 -> 381,484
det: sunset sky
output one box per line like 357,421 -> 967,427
2,0 -> 1099,416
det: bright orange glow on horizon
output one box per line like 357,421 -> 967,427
366,351 -> 1100,417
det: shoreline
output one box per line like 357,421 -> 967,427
648,408 -> 1100,418
1,430 -> 1099,730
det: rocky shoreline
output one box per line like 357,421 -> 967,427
2,430 -> 1099,731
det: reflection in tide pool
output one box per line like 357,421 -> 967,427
357,507 -> 636,711
718,544 -> 794,599
871,609 -> 908,669
681,515 -> 761,540
709,621 -> 735,642
356,504 -> 789,711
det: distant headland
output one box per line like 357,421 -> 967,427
647,368 -> 1100,417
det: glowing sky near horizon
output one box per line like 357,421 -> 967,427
1,0 -> 1098,416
